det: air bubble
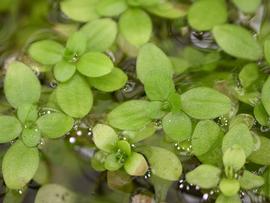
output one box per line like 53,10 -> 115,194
202,193 -> 209,201
69,137 -> 76,144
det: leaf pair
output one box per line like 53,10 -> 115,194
92,124 -> 148,176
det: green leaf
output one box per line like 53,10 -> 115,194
21,128 -> 41,147
181,87 -> 231,119
89,68 -> 127,92
4,61 -> 41,108
167,92 -> 181,113
2,140 -> 39,189
77,52 -> 114,77
232,0 -> 261,13
53,60 -> 76,82
28,40 -> 64,65
122,123 -> 156,143
144,70 -> 175,101
0,116 -> 22,143
219,178 -> 240,197
216,194 -> 241,203
162,112 -> 192,142
264,39 -> 270,65
186,164 -> 221,189
249,136 -> 270,165
239,170 -> 264,190
17,104 -> 38,124
56,74 -> 93,118
137,43 -> 173,83
141,146 -> 182,181
37,113 -> 74,139
117,140 -> 131,156
146,2 -> 187,19
92,124 -> 118,153
262,76 -> 270,115
212,24 -> 262,60
65,31 -> 87,56
192,120 -> 221,156
104,153 -> 123,171
96,0 -> 127,16
60,0 -> 99,22
107,100 -> 153,130
35,184 -> 78,203
126,0 -> 159,7
91,151 -> 106,171
119,9 -> 152,47
124,152 -> 148,176
254,102 -> 269,126
222,124 -> 254,156
223,145 -> 246,171
229,114 -> 255,130
239,63 -> 259,88
81,18 -> 117,52
188,0 -> 227,31
170,57 -> 189,74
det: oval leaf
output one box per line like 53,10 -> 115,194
2,140 -> 39,189
53,61 -> 76,82
4,61 -> 41,108
124,152 -> 148,176
181,87 -> 231,119
37,113 -> 74,138
28,40 -> 64,65
96,0 -> 127,17
77,52 -> 114,77
188,0 -> 227,31
142,146 -> 182,181
213,24 -> 262,60
262,76 -> 270,115
56,74 -> 93,118
119,8 -> 152,47
0,116 -> 22,143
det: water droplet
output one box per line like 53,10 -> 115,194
154,119 -> 162,130
69,137 -> 76,144
49,81 -> 58,88
202,193 -> 209,201
10,140 -> 16,145
179,184 -> 184,189
144,168 -> 152,179
18,189 -> 23,195
122,81 -> 136,93
131,144 -> 136,148
195,185 -> 200,190
76,130 -> 82,136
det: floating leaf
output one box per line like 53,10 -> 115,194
181,87 -> 231,119
136,43 -> 173,83
213,24 -> 262,60
37,113 -> 74,138
119,9 -> 152,47
239,170 -> 264,190
239,63 -> 259,88
92,124 -> 118,153
223,145 -> 246,171
2,140 -> 39,189
232,0 -> 261,13
186,164 -> 221,189
192,120 -> 221,156
216,194 -> 241,203
4,62 -> 41,108
105,153 -> 123,171
65,31 -> 87,57
17,104 -> 38,124
21,128 -> 41,147
222,124 -> 254,156
124,152 -> 148,176
147,2 -> 187,19
56,74 -> 93,118
81,18 -> 118,52
188,0 -> 227,31
77,52 -> 114,77
254,102 -> 269,126
264,39 -> 270,65
53,61 -> 76,82
162,112 -> 192,142
249,136 -> 270,165
262,76 -> 270,115
107,100 -> 152,130
89,68 -> 127,92
0,116 -> 22,143
60,0 -> 98,22
28,40 -> 64,65
219,178 -> 240,197
142,146 -> 182,181
96,0 -> 127,16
